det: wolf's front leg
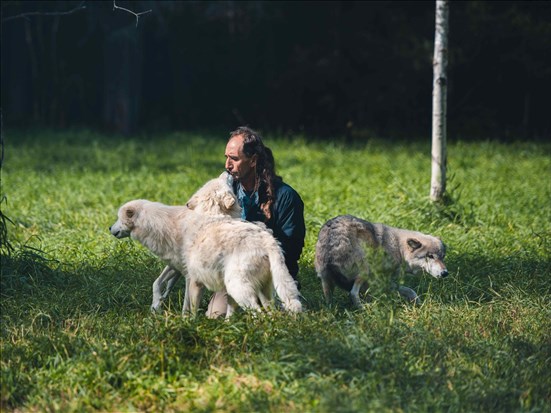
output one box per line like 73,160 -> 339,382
151,266 -> 180,313
224,294 -> 239,320
397,285 -> 420,305
163,270 -> 182,300
183,278 -> 204,317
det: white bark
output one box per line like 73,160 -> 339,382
430,0 -> 449,202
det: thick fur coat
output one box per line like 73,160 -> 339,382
110,173 -> 302,317
148,173 -> 242,312
315,215 -> 448,306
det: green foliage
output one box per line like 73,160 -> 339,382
1,130 -> 550,412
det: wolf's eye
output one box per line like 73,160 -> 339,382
426,254 -> 434,259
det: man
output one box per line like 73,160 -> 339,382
206,126 -> 306,317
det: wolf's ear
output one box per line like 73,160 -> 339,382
407,238 -> 422,251
125,208 -> 135,218
186,196 -> 197,210
222,193 -> 236,210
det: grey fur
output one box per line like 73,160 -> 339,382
314,215 -> 448,307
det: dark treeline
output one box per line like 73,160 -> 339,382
2,1 -> 550,139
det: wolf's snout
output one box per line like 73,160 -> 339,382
110,224 -> 121,238
441,270 -> 449,278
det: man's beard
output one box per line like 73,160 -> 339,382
226,169 -> 240,182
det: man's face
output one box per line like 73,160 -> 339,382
224,135 -> 256,184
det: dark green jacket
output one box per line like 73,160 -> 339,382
232,179 -> 305,279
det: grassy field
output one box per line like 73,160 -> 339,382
1,129 -> 550,412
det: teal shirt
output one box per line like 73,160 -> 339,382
233,178 -> 305,279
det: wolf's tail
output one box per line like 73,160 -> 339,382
268,246 -> 302,313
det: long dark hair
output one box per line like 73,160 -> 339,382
229,126 -> 281,220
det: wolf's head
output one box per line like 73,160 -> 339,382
403,234 -> 448,279
186,172 -> 241,218
109,199 -> 150,239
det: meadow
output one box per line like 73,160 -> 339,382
1,129 -> 550,412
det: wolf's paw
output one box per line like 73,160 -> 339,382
285,299 -> 303,313
397,286 -> 420,305
406,291 -> 421,305
150,301 -> 163,313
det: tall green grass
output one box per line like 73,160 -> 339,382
1,130 -> 550,412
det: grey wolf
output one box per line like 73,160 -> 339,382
110,175 -> 302,318
314,215 -> 448,307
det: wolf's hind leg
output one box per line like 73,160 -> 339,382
258,283 -> 274,310
349,277 -> 368,308
229,287 -> 263,312
225,295 -> 239,319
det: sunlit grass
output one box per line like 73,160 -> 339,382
1,129 -> 550,412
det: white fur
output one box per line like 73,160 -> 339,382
149,172 -> 241,312
110,174 -> 302,318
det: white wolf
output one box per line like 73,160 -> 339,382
149,173 -> 242,313
110,174 -> 302,318
315,215 -> 448,307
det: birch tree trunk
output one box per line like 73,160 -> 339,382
430,0 -> 449,202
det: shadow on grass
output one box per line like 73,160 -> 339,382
3,245 -> 549,321
414,253 -> 551,304
2,246 -> 550,412
0,247 -> 159,319
299,250 -> 551,314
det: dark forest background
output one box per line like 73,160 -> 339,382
2,0 -> 550,139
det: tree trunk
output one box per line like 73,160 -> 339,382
103,26 -> 142,136
430,0 -> 449,202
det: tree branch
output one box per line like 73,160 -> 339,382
113,0 -> 151,28
2,1 -> 152,27
2,1 -> 87,23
